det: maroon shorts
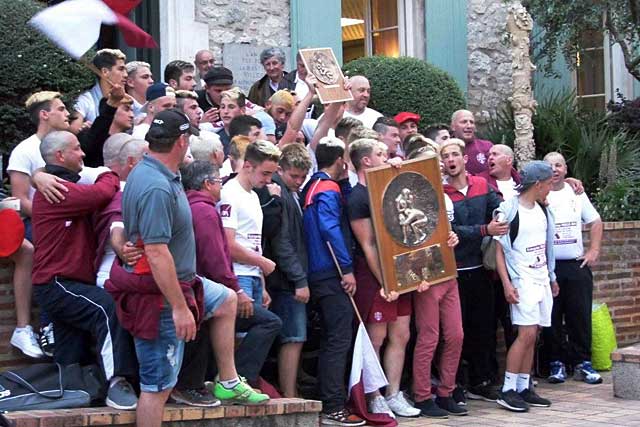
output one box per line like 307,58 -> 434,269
353,256 -> 412,324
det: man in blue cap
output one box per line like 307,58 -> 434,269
131,83 -> 177,140
493,160 -> 558,413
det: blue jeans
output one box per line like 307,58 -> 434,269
270,290 -> 307,343
234,276 -> 282,383
135,277 -> 231,392
237,275 -> 263,305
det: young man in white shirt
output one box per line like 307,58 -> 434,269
543,152 -> 603,385
219,140 -> 283,387
8,91 -> 70,240
494,161 -> 558,413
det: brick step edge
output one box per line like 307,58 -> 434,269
2,398 -> 322,427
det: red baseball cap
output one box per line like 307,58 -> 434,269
394,112 -> 421,125
0,209 -> 25,258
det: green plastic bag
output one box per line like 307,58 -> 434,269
591,303 -> 617,371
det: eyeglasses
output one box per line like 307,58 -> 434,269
205,176 -> 223,184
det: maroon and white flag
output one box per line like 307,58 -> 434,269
348,323 -> 397,427
29,0 -> 157,60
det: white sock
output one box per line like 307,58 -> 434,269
502,372 -> 517,392
516,374 -> 530,392
220,377 -> 241,389
109,376 -> 124,388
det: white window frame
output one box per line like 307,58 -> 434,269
346,0 -> 407,58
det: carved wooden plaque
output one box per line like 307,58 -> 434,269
365,157 -> 457,294
298,48 -> 353,104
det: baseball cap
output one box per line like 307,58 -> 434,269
516,160 -> 552,191
146,83 -> 175,102
394,112 -> 421,125
146,109 -> 200,141
203,67 -> 234,86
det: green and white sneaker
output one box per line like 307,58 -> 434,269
210,379 -> 269,405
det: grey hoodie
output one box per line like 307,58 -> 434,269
493,195 -> 557,287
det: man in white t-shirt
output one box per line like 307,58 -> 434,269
219,140 -> 283,386
8,91 -> 71,241
494,161 -> 558,413
342,76 -> 383,128
478,144 -> 521,201
543,152 -> 603,385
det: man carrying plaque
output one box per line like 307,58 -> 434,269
301,136 -> 365,427
346,138 -> 420,419
441,139 -> 506,403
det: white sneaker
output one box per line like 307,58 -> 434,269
386,391 -> 421,417
11,326 -> 45,358
368,395 -> 396,419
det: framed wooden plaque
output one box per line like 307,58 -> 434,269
365,156 -> 457,294
298,48 -> 353,104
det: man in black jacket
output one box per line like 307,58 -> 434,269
441,138 -> 508,403
260,144 -> 311,398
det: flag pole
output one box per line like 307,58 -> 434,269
79,56 -> 115,87
326,242 -> 365,324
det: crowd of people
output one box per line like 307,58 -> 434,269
1,46 -> 604,427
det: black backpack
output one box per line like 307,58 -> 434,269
0,363 -> 106,412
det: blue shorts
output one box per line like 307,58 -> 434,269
134,277 -> 231,392
270,290 -> 307,343
237,275 -> 263,305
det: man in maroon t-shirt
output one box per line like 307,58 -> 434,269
450,109 -> 493,175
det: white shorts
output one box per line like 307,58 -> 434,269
510,282 -> 553,327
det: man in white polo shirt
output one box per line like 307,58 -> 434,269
543,151 -> 603,385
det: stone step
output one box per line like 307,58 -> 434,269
2,398 -> 322,427
611,342 -> 640,400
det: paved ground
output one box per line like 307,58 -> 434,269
397,372 -> 640,426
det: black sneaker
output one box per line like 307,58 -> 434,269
497,389 -> 529,412
453,386 -> 466,406
519,388 -> 551,407
467,381 -> 499,402
39,323 -> 55,357
170,388 -> 221,407
435,396 -> 468,416
414,399 -> 449,419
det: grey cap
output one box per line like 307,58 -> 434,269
517,160 -> 553,191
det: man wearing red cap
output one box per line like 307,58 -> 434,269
394,112 -> 420,148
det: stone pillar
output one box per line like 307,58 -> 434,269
506,1 -> 537,166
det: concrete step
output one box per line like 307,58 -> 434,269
612,342 -> 640,400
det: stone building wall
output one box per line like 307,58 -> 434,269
466,0 -> 513,125
194,0 -> 291,64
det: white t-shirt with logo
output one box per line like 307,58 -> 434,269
511,203 -> 549,286
496,178 -> 517,201
7,134 -> 44,201
547,183 -> 600,260
343,107 -> 383,129
219,177 -> 263,277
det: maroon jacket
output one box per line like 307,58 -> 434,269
94,190 -> 123,272
187,190 -> 240,292
477,168 -> 521,198
32,168 -> 119,285
105,260 -> 204,340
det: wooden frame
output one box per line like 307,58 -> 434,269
365,156 -> 457,294
298,48 -> 353,104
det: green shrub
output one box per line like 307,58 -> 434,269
594,179 -> 640,222
342,56 -> 466,127
0,0 -> 94,157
